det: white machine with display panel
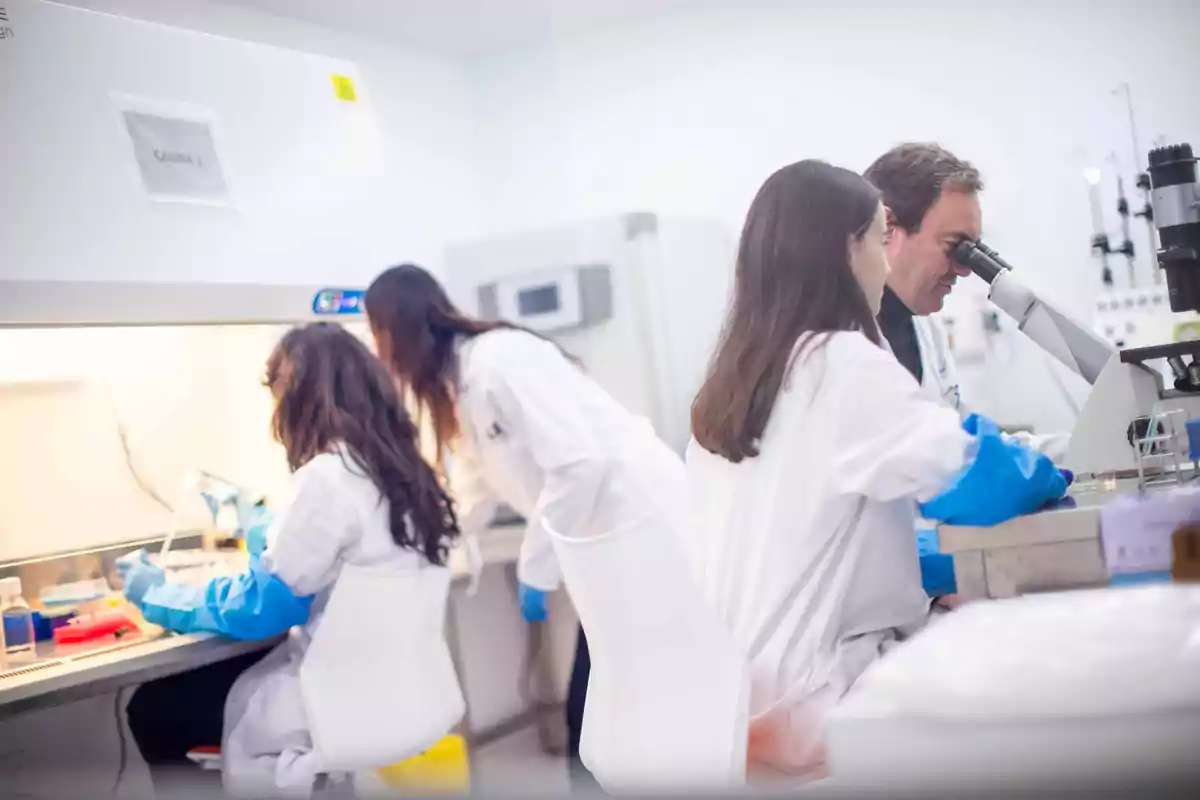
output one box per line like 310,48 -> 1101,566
479,265 -> 613,335
444,213 -> 735,453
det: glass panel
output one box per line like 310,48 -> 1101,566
0,323 -> 367,563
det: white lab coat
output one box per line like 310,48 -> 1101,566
220,446 -> 426,797
448,328 -> 686,592
686,331 -> 973,778
913,315 -> 1071,463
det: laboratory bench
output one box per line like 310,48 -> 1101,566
937,477 -> 1189,599
0,523 -> 567,746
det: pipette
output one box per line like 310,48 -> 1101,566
158,471 -> 200,561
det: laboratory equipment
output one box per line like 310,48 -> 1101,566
476,265 -> 613,334
31,608 -> 78,642
1115,173 -> 1139,289
1063,142 -> 1200,477
1150,144 -> 1200,312
1086,166 -> 1117,289
444,214 -> 736,453
161,470 -> 266,559
52,612 -> 140,646
1115,83 -> 1163,287
194,470 -> 264,530
951,239 -> 1115,386
39,578 -> 111,608
1089,166 -> 1138,288
1,577 -> 37,665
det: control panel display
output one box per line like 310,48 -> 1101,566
517,284 -> 561,316
312,289 -> 364,316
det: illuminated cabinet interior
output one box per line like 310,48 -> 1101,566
0,321 -> 372,563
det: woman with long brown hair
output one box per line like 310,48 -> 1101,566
688,160 -> 1067,779
119,322 -> 461,795
364,264 -> 732,787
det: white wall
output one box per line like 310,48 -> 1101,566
14,0 -> 480,282
467,0 -> 1200,432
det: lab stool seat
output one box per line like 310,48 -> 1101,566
825,585 -> 1200,791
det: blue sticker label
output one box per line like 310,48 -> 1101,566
312,289 -> 364,316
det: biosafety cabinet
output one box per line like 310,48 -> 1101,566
0,281 -> 580,794
444,213 -> 737,454
0,281 -> 375,565
0,281 -> 370,794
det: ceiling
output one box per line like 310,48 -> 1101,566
208,0 -> 700,57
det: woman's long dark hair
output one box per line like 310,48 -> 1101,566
364,264 -> 544,464
691,160 -> 882,464
265,323 -> 460,566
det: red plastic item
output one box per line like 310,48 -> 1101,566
52,612 -> 140,645
186,746 -> 222,771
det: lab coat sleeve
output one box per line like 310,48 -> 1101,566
261,454 -> 363,597
137,455 -> 363,638
446,449 -> 501,536
138,557 -> 313,640
828,334 -> 974,503
482,338 -> 609,592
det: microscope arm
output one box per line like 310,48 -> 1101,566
987,270 -> 1115,386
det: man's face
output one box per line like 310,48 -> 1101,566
884,188 -> 981,315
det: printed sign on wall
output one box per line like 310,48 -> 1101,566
114,95 -> 234,207
0,6 -> 16,43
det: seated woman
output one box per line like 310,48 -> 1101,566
686,160 -> 1067,780
120,322 -> 460,796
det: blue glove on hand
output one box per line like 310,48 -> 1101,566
241,506 -> 274,556
116,549 -> 166,605
518,583 -> 548,623
916,528 -> 957,598
920,414 -> 1069,527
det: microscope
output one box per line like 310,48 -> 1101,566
953,142 -> 1200,480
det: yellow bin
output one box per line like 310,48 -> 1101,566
376,734 -> 471,794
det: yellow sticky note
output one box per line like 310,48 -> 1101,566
331,74 -> 357,102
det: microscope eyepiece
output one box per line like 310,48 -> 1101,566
951,239 -> 1012,284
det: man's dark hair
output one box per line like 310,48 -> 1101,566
864,143 -> 983,233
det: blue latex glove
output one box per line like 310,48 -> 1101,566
138,556 -> 313,640
916,528 -> 957,598
241,506 -> 274,556
920,414 -> 1068,527
518,583 -> 548,623
116,549 -> 166,605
